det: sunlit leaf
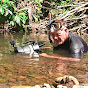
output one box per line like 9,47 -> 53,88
7,9 -> 12,15
4,0 -> 9,2
4,10 -> 9,16
34,0 -> 41,6
9,21 -> 14,26
9,1 -> 14,6
13,6 -> 17,11
22,19 -> 26,24
0,7 -> 4,15
14,15 -> 21,24
19,12 -> 25,16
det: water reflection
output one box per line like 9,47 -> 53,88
0,32 -> 88,86
55,60 -> 67,74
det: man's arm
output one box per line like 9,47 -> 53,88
39,53 -> 80,62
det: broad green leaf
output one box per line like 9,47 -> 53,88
19,16 -> 26,24
19,12 -> 25,16
18,22 -> 21,26
4,0 -> 9,2
4,10 -> 9,16
9,21 -> 14,26
7,1 -> 14,8
9,15 -> 13,20
0,7 -> 2,13
0,7 -> 4,15
7,9 -> 12,15
35,7 -> 40,11
9,1 -> 14,6
2,5 -> 8,9
37,3 -> 41,6
14,15 -> 21,24
22,19 -> 26,24
13,6 -> 17,11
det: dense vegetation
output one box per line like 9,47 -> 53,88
0,0 -> 88,33
1,0 -> 28,25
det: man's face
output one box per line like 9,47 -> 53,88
51,28 -> 68,45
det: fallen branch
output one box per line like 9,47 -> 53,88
60,2 -> 88,19
69,24 -> 87,31
65,15 -> 88,22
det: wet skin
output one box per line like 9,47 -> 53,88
50,28 -> 68,45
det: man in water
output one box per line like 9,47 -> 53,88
48,19 -> 88,59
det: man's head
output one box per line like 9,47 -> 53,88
49,19 -> 68,45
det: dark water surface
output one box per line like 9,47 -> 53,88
0,32 -> 88,86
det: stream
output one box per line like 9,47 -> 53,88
0,32 -> 88,87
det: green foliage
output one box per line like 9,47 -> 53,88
33,0 -> 42,21
60,0 -> 73,5
0,0 -> 28,28
32,0 -> 74,21
0,0 -> 86,32
18,11 -> 28,26
34,0 -> 42,6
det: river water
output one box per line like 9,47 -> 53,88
0,32 -> 88,87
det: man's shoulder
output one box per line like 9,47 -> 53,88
68,32 -> 80,39
68,32 -> 83,43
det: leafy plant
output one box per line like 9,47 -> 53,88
0,0 -> 28,28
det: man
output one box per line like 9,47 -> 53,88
48,19 -> 88,59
